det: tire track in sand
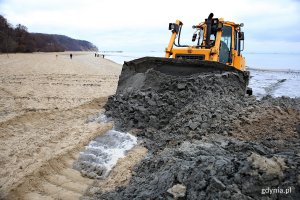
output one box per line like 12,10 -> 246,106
10,149 -> 96,200
0,98 -> 111,199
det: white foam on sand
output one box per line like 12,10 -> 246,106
86,112 -> 110,123
74,127 -> 137,179
87,130 -> 137,170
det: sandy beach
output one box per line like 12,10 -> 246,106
0,52 -> 121,121
0,52 -> 147,199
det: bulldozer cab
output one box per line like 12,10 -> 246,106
165,13 -> 246,71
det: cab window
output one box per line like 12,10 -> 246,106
221,25 -> 232,50
219,25 -> 232,64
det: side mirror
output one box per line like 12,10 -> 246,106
169,23 -> 179,33
239,32 -> 244,40
239,32 -> 245,52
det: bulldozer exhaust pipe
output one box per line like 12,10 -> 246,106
205,13 -> 214,48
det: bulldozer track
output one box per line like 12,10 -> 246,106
14,151 -> 94,200
0,98 -> 112,199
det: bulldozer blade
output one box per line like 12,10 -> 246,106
118,57 -> 250,93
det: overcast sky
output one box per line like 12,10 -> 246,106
1,0 -> 300,54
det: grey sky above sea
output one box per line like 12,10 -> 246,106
1,0 -> 300,69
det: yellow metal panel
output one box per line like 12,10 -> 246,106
212,30 -> 222,62
232,50 -> 246,70
171,48 -> 211,60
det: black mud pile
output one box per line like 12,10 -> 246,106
105,68 -> 248,131
98,62 -> 300,200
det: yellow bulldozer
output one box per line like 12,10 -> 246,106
119,13 -> 251,95
166,13 -> 245,71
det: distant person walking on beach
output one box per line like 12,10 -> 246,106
95,53 -> 97,57
102,54 -> 105,59
70,54 -> 73,59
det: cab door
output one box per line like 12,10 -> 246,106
232,30 -> 246,70
219,25 -> 232,64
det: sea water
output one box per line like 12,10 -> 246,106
103,51 -> 300,70
248,69 -> 300,99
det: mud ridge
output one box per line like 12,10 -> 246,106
97,65 -> 300,199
